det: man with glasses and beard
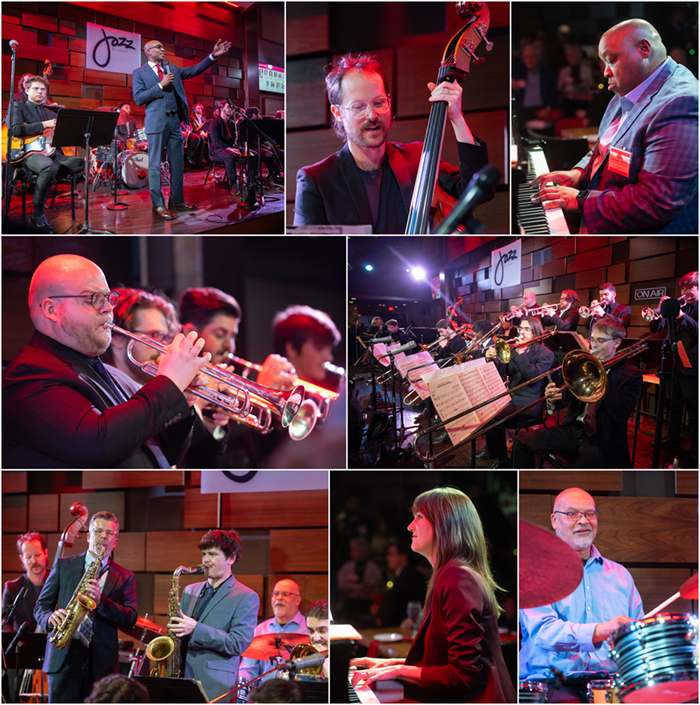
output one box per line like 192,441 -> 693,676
294,53 -> 491,232
519,488 -> 643,703
513,317 -> 642,468
2,254 -> 211,468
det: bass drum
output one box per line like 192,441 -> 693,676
120,150 -> 149,189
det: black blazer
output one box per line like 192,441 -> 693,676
404,563 -> 515,703
587,301 -> 632,330
558,362 -> 642,468
294,139 -> 490,232
8,99 -> 57,139
2,330 -> 194,468
210,118 -> 238,153
2,574 -> 45,633
541,307 -> 580,331
650,300 -> 698,376
499,344 -> 555,417
34,552 -> 137,679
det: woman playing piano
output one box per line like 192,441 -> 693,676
351,487 -> 516,703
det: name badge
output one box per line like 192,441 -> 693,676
609,147 -> 631,177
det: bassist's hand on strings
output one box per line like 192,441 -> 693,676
427,81 -> 475,144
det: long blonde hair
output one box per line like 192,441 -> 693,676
412,487 -> 504,616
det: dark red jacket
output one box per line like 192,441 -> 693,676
404,562 -> 516,703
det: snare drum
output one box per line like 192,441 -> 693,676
519,680 -> 548,703
120,150 -> 149,189
587,679 -> 618,703
608,613 -> 698,703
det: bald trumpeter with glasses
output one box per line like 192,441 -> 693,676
2,254 -> 212,468
519,487 -> 644,703
294,52 -> 491,232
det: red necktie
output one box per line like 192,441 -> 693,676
157,64 -> 164,81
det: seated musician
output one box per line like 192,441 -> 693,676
306,599 -> 330,678
467,319 -> 498,360
585,282 -> 631,332
513,318 -> 642,468
8,75 -> 85,234
210,99 -> 241,196
480,317 -> 554,468
386,319 -> 413,347
435,318 -> 468,362
541,289 -> 580,331
186,103 -> 209,168
2,254 -> 209,468
351,488 -> 515,703
368,316 -> 388,338
243,106 -> 283,183
649,271 -> 698,466
519,488 -> 643,704
238,579 -> 307,689
116,102 -> 136,146
531,19 -> 698,234
294,53 -> 491,232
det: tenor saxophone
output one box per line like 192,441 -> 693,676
49,545 -> 106,649
147,564 -> 204,677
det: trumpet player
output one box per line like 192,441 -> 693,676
34,512 -> 137,704
509,290 -> 540,327
585,282 -> 631,331
168,529 -> 259,704
540,290 -> 580,331
513,318 -> 643,468
2,254 -> 211,468
434,319 -> 468,361
649,271 -> 698,466
480,317 -> 554,467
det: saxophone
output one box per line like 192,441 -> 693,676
147,564 -> 204,678
49,545 -> 106,649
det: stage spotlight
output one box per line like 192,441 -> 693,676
411,267 -> 426,280
365,264 -> 373,272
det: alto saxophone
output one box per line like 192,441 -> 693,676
49,544 -> 106,649
147,564 -> 204,678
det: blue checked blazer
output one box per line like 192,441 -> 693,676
575,58 -> 698,234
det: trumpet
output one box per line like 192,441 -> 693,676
642,295 -> 687,321
578,300 -> 601,319
524,303 -> 561,317
110,325 -> 314,440
412,336 -> 649,464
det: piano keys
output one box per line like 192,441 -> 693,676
516,146 -> 571,235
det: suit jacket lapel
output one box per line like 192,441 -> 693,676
387,143 -> 414,214
338,143 -> 373,225
198,578 -> 234,622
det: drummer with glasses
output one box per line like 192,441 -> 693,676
519,487 -> 644,703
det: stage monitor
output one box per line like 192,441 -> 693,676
259,63 -> 284,94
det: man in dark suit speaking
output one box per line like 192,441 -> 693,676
133,38 -> 231,220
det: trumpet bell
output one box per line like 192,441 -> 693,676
280,385 -> 306,428
288,399 -> 318,441
562,350 -> 608,403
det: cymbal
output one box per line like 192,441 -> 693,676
680,572 -> 698,600
124,616 -> 168,644
242,632 -> 308,660
520,521 -> 583,609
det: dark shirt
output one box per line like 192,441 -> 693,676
210,118 -> 238,152
650,300 -> 698,375
2,574 -> 45,633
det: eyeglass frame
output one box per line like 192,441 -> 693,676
45,291 -> 120,310
271,590 -> 301,598
590,336 -> 615,346
90,527 -> 118,537
333,96 -> 392,120
553,510 -> 599,521
131,329 -> 173,343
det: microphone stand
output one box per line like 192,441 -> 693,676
652,306 -> 679,469
3,40 -> 19,224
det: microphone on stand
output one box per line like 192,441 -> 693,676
9,40 -> 19,52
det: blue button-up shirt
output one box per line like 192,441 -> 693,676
237,609 -> 308,687
519,545 -> 644,679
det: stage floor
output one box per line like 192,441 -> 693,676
3,167 -> 285,235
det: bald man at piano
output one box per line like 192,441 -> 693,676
531,19 -> 698,234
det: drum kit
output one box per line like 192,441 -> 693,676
519,522 -> 699,704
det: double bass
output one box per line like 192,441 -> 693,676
404,2 -> 492,234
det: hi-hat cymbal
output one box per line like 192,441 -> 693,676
125,616 -> 168,644
520,521 -> 583,609
242,632 -> 309,660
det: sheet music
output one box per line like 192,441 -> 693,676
424,360 -> 510,446
373,343 -> 403,367
396,351 -> 436,401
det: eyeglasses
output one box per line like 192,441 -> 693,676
271,591 -> 300,598
91,528 -> 117,537
336,97 -> 391,119
47,291 -> 120,310
554,510 -> 599,521
132,330 -> 173,343
590,336 -> 614,346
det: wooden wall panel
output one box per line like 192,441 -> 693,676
153,572 -> 216,614
115,532 -> 146,573
629,238 -> 678,260
518,494 -> 554,528
567,248 -> 613,274
28,494 -> 59,533
237,574 -> 265,616
676,471 -> 698,496
629,253 -> 675,282
576,237 -> 609,254
146,532 -> 206,572
270,529 -> 328,572
59,491 -> 125,527
629,568 -> 696,616
2,495 -> 27,533
82,471 -> 184,490
574,267 -> 609,291
2,472 -> 27,494
47,532 -> 89,560
287,15 -> 329,56
184,487 -> 219,529
2,535 -> 23,571
221,490 -> 328,529
519,472 -> 623,492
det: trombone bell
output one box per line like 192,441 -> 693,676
561,350 -> 608,403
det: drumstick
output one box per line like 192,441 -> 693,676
644,591 -> 680,619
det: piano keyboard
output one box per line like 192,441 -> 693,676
348,676 -> 381,704
517,146 -> 570,234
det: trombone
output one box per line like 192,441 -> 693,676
642,295 -> 687,321
110,325 -> 315,440
490,331 -> 557,364
412,336 -> 649,464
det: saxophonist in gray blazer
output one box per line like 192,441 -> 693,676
169,529 -> 259,704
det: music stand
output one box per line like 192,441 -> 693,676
52,108 -> 119,233
2,632 -> 47,701
134,676 -> 208,703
